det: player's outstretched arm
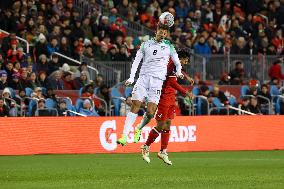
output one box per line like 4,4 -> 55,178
125,43 -> 144,86
168,77 -> 187,96
170,46 -> 183,79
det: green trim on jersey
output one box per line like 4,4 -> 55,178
141,42 -> 145,53
162,39 -> 171,45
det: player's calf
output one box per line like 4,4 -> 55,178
134,113 -> 155,143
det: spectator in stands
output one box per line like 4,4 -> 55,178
84,45 -> 95,60
120,96 -> 132,116
193,35 -> 211,55
110,17 -> 127,38
4,62 -> 14,82
109,46 -> 119,61
248,96 -> 262,115
48,71 -> 64,90
1,88 -> 16,116
62,71 -> 76,90
57,99 -> 68,116
18,68 -> 29,90
229,61 -> 245,85
32,98 -> 46,116
58,36 -> 72,58
95,74 -> 104,88
31,87 -> 44,100
0,70 -> 8,90
34,33 -> 48,61
45,88 -> 57,102
210,85 -> 229,105
74,71 -> 89,90
97,45 -> 111,61
36,54 -> 49,74
6,40 -> 22,63
257,84 -> 271,114
231,37 -> 247,54
115,45 -> 131,61
246,82 -> 258,96
0,98 -> 9,117
81,84 -> 95,97
218,73 -> 230,85
79,99 -> 99,116
9,73 -> 21,90
81,17 -> 93,40
48,54 -> 61,75
238,96 -> 250,115
200,85 -> 210,115
47,37 -> 59,56
74,62 -> 90,82
269,58 -> 284,80
38,71 -> 49,89
27,72 -> 40,90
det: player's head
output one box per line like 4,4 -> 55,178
155,24 -> 169,42
177,48 -> 190,65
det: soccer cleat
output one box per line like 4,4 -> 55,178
157,151 -> 172,165
141,144 -> 150,163
117,135 -> 127,146
134,128 -> 142,143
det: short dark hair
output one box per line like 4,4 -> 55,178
177,48 -> 191,59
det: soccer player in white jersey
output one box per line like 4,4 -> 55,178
117,24 -> 184,146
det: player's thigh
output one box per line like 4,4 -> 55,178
131,76 -> 148,102
155,104 -> 170,122
166,105 -> 176,120
146,102 -> 157,115
148,77 -> 163,105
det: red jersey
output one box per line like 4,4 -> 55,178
158,59 -> 188,106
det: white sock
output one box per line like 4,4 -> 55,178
123,112 -> 138,136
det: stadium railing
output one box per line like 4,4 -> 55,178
98,54 -> 281,84
84,57 -> 122,87
0,29 -> 30,54
191,54 -> 280,82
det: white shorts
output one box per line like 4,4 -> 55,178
131,75 -> 163,105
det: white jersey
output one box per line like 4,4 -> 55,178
129,38 -> 182,82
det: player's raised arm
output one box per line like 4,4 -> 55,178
170,45 -> 183,79
125,43 -> 145,86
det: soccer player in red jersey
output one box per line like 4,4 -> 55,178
135,48 -> 193,165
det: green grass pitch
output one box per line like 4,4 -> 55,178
0,151 -> 284,189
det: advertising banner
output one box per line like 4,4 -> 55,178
0,116 -> 283,155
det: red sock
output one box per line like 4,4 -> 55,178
145,127 -> 160,146
161,130 -> 170,151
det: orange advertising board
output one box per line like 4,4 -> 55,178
0,116 -> 283,155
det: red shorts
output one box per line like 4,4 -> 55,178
155,104 -> 176,121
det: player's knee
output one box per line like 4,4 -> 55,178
155,126 -> 163,132
163,120 -> 171,130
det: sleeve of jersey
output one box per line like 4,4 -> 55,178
129,43 -> 144,81
170,45 -> 182,75
169,77 -> 187,96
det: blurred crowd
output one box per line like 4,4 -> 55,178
102,0 -> 284,56
0,0 -> 284,117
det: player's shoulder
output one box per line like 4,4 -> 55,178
163,39 -> 175,49
162,39 -> 172,45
